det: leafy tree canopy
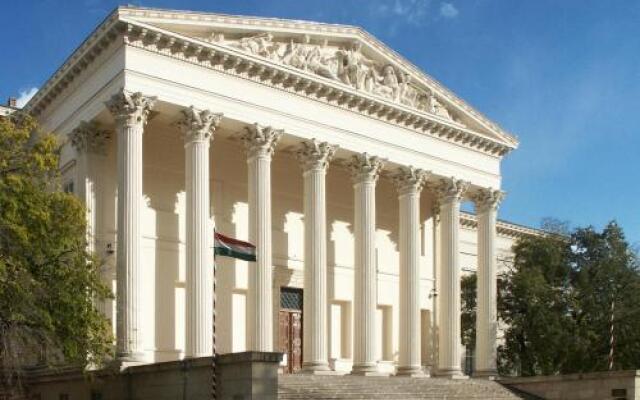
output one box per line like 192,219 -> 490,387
0,114 -> 112,391
498,220 -> 640,376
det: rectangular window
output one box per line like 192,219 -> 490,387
280,287 -> 303,311
376,305 -> 393,361
330,301 -> 352,360
232,292 -> 246,352
63,180 -> 74,194
421,309 -> 432,366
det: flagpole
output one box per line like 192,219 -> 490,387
210,230 -> 256,400
212,232 -> 218,400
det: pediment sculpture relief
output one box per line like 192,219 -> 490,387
205,32 -> 460,124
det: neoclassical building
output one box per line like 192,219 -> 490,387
24,6 -> 540,378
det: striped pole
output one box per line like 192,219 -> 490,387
608,300 -> 615,371
212,251 -> 218,400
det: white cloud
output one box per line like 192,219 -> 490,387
439,2 -> 459,18
16,87 -> 38,108
371,0 -> 430,26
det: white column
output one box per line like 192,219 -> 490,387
393,166 -> 427,377
436,177 -> 469,377
242,123 -> 283,352
297,140 -> 337,372
431,203 -> 441,372
179,107 -> 223,358
69,121 -> 111,313
106,91 -> 156,363
473,188 -> 503,377
349,153 -> 384,375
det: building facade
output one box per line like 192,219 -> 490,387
24,6 -> 539,378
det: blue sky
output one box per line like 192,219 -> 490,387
1,1 -> 639,244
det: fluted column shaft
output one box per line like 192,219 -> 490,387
298,140 -> 337,372
106,91 -> 156,362
394,167 -> 427,377
243,124 -> 282,352
180,107 -> 222,357
349,154 -> 384,375
473,189 -> 503,377
69,121 -> 111,313
436,178 -> 468,377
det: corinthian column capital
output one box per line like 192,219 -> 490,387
392,166 -> 428,195
437,177 -> 470,203
242,123 -> 283,159
105,91 -> 156,126
296,139 -> 338,172
69,121 -> 111,155
179,106 -> 223,143
349,153 -> 384,183
473,188 -> 505,213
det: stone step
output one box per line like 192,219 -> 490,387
278,375 -> 534,400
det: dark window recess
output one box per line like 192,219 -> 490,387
91,391 -> 103,400
63,180 -> 74,194
612,388 -> 627,398
280,287 -> 303,310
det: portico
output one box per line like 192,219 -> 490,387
28,6 -> 520,378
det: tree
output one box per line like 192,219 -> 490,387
568,222 -> 640,372
461,274 -> 477,351
0,114 -> 113,393
498,231 -> 574,376
498,220 -> 640,376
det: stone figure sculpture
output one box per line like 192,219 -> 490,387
207,31 -> 460,124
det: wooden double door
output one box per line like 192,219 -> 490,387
279,288 -> 303,374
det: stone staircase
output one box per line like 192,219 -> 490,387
279,374 -> 540,400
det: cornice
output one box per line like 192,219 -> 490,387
459,211 -> 544,239
25,7 -> 516,158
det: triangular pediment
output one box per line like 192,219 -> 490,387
118,7 -> 518,149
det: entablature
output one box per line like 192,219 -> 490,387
25,7 -> 519,161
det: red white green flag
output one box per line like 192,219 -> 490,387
214,231 -> 256,262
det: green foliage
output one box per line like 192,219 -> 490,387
461,274 -> 477,350
498,220 -> 640,376
0,114 -> 113,391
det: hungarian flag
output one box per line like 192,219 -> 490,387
214,231 -> 256,262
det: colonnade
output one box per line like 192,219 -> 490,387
71,91 -> 503,377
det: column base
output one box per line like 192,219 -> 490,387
473,369 -> 499,380
301,370 -> 345,376
395,366 -> 428,377
112,352 -> 146,370
350,363 -> 390,376
301,362 -> 339,375
435,368 -> 467,379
